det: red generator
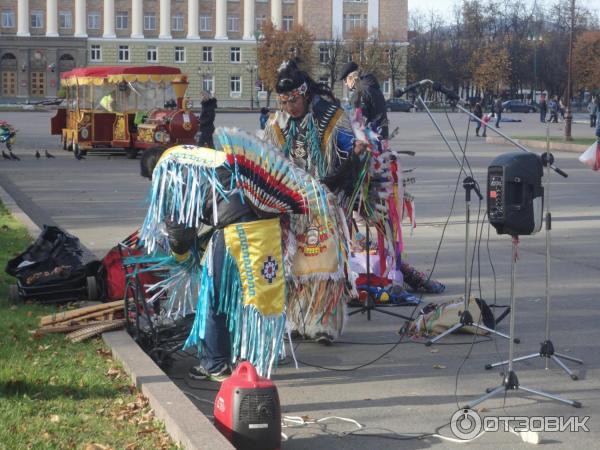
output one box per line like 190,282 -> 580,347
214,362 -> 281,450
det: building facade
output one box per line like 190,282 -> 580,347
0,0 -> 407,105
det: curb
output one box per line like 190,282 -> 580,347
104,331 -> 234,450
0,181 -> 234,450
0,184 -> 41,237
486,136 -> 589,153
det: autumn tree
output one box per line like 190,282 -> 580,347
471,40 -> 512,97
573,31 -> 600,92
345,27 -> 386,82
257,22 -> 314,106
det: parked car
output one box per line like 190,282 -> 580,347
386,98 -> 414,112
502,100 -> 537,113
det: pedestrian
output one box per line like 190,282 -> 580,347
494,97 -> 503,128
197,91 -> 217,148
473,101 -> 483,136
549,96 -> 559,123
259,107 -> 269,130
559,97 -> 566,120
339,61 -> 389,139
481,113 -> 491,137
588,96 -> 598,128
539,93 -> 547,123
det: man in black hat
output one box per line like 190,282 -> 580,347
339,61 -> 389,140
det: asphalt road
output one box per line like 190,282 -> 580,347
1,110 -> 599,449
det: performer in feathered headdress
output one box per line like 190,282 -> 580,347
139,129 -> 336,379
263,59 -> 367,344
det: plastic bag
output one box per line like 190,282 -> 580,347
578,142 -> 600,171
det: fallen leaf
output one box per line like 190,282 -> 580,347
433,364 -> 447,369
476,407 -> 489,413
50,415 -> 60,423
10,305 -> 18,311
106,367 -> 121,378
84,444 -> 111,450
26,311 -> 33,317
429,349 -> 440,353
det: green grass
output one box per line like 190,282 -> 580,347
513,136 -> 596,146
0,202 -> 178,450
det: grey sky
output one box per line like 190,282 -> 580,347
408,0 -> 600,22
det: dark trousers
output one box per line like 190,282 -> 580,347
199,230 -> 231,373
495,112 -> 502,128
540,109 -> 547,122
591,115 -> 597,127
198,130 -> 215,149
475,120 -> 482,135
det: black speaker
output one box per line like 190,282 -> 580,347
487,152 -> 544,236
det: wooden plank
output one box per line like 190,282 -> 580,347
40,300 -> 124,326
66,320 -> 126,343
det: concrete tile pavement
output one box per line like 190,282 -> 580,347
1,111 -> 598,449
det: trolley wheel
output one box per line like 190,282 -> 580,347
8,284 -> 21,303
86,276 -> 98,301
126,148 -> 139,159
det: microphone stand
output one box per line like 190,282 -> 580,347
406,91 -> 513,346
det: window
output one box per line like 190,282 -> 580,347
118,45 -> 130,62
343,14 -> 367,32
202,75 -> 214,94
283,15 -> 294,31
319,47 -> 329,64
255,14 -> 266,31
31,11 -> 43,29
1,11 -> 15,28
230,47 -> 241,63
147,46 -> 157,62
90,45 -> 102,62
202,46 -> 213,63
172,14 -> 184,31
230,76 -> 241,96
382,79 -> 390,96
227,15 -> 239,32
116,11 -> 128,30
144,14 -> 156,30
283,0 -> 295,3
59,11 -> 72,29
319,76 -> 330,87
88,12 -> 100,29
199,14 -> 212,31
175,47 -> 186,63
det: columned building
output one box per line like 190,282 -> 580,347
0,0 -> 407,105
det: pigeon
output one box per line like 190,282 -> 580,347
2,150 -> 11,160
9,151 -> 20,161
35,150 -> 40,159
45,150 -> 55,159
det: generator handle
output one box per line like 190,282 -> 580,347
236,361 -> 259,382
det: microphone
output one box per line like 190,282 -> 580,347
394,79 -> 431,97
432,81 -> 459,101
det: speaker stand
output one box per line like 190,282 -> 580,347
485,146 -> 583,379
466,237 -> 581,409
426,177 -> 513,346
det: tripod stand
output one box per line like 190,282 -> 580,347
465,236 -> 581,409
485,143 -> 584,379
348,220 -> 413,321
425,176 -> 512,346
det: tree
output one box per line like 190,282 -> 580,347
573,31 -> 600,92
471,40 -> 512,97
381,40 -> 406,97
345,27 -> 386,81
257,22 -> 315,106
319,37 -> 345,91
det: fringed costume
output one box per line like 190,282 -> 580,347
140,129 -> 336,377
264,73 -> 360,341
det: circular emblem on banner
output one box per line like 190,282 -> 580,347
80,127 -> 89,139
261,256 -> 278,284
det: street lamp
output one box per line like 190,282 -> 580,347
246,60 -> 258,110
565,0 -> 575,141
528,33 -> 543,103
